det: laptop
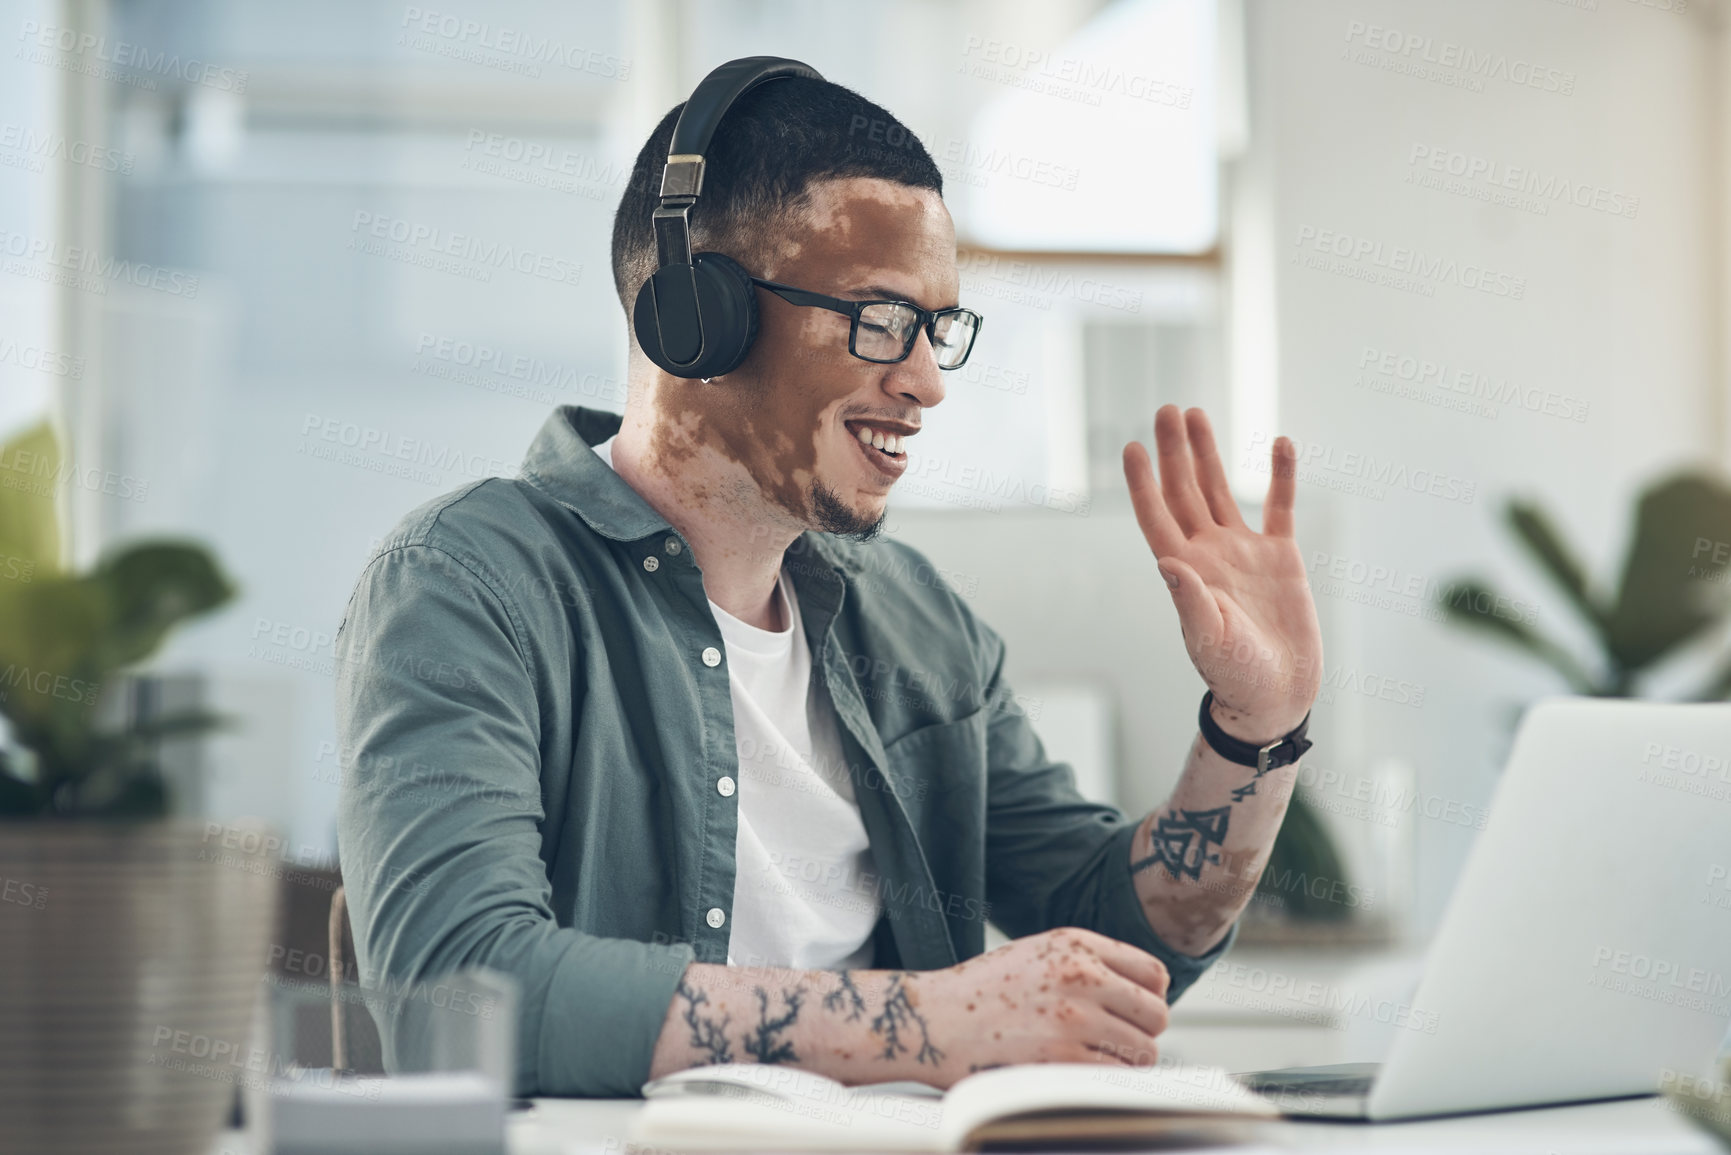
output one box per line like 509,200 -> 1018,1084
1237,698 -> 1731,1120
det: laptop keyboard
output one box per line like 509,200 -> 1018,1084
1236,1063 -> 1381,1099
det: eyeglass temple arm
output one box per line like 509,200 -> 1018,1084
748,278 -> 859,318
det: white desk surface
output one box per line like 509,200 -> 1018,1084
505,1092 -> 1722,1155
208,948 -> 1727,1154
206,1082 -> 1720,1154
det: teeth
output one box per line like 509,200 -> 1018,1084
852,424 -> 909,455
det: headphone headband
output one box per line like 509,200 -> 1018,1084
653,56 -> 821,267
633,56 -> 824,379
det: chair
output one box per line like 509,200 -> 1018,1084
326,884 -> 385,1073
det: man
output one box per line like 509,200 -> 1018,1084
335,70 -> 1322,1098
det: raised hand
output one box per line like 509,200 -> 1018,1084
1122,406 -> 1323,743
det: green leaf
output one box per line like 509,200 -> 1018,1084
1604,473 -> 1731,673
0,418 -> 62,581
0,539 -> 236,810
1505,500 -> 1608,634
0,420 -> 239,818
1436,577 -> 1601,693
0,576 -> 115,775
91,541 -> 236,670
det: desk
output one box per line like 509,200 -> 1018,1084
204,1083 -> 1720,1154
507,1093 -> 1719,1154
207,949 -> 1726,1154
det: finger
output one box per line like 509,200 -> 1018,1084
1154,405 -> 1213,535
1094,970 -> 1172,1040
1184,408 -> 1246,529
1122,441 -> 1186,557
1263,435 -> 1298,537
1084,934 -> 1172,1000
1077,1008 -> 1164,1069
1088,1038 -> 1161,1069
1160,557 -> 1226,652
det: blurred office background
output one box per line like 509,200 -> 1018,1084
2,0 -> 1727,1053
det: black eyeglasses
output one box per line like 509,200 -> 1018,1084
750,277 -> 983,370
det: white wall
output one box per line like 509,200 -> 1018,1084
1245,0 -> 1721,929
895,0 -> 1726,940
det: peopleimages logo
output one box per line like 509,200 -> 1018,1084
297,412 -> 515,487
0,336 -> 84,379
1406,144 -> 1638,220
0,123 -> 133,175
16,19 -> 249,91
958,35 -> 1194,110
412,333 -> 628,408
347,211 -> 582,287
1308,548 -> 1540,627
0,227 -> 200,298
1244,430 -> 1476,505
397,7 -> 630,81
1293,226 -> 1526,301
957,252 -> 1142,313
1342,20 -> 1576,95
1588,946 -> 1731,1016
1355,345 -> 1590,423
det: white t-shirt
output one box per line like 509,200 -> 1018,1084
590,436 -> 881,970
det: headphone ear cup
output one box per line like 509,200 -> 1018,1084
632,272 -> 679,374
632,252 -> 760,379
686,252 -> 759,378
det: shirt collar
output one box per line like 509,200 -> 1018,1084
517,404 -> 863,575
519,405 -> 669,542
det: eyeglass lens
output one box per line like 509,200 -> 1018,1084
856,303 -> 978,368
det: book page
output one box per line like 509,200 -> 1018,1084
634,1065 -> 946,1152
938,1062 -> 1278,1147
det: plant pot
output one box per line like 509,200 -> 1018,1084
0,819 -> 280,1154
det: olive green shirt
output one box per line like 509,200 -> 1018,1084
334,404 -> 1236,1097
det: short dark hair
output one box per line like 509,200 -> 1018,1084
609,76 -> 944,324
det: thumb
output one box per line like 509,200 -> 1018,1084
1157,557 -> 1224,644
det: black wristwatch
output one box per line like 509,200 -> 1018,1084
1198,690 -> 1313,774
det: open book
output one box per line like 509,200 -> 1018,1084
631,1061 -> 1279,1151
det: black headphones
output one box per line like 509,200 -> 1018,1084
632,56 -> 823,380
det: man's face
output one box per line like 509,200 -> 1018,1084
648,176 -> 957,540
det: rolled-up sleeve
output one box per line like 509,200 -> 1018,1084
334,543 -> 693,1097
975,620 -> 1235,1002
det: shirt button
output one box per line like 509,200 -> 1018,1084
701,646 -> 721,667
706,907 -> 726,928
717,776 -> 736,797
642,555 -> 660,573
664,537 -> 683,555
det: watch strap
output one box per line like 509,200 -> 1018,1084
1198,690 -> 1313,774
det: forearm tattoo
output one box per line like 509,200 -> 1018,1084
821,970 -> 868,1021
870,972 -> 944,1067
1131,739 -> 1282,882
676,979 -> 734,1064
742,987 -> 802,1064
675,969 -> 944,1072
1131,806 -> 1231,881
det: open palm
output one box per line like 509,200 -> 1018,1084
1122,406 -> 1323,739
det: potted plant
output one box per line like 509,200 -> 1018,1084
0,418 -> 279,1154
1436,473 -> 1731,701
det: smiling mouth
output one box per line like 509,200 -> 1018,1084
845,419 -> 914,460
